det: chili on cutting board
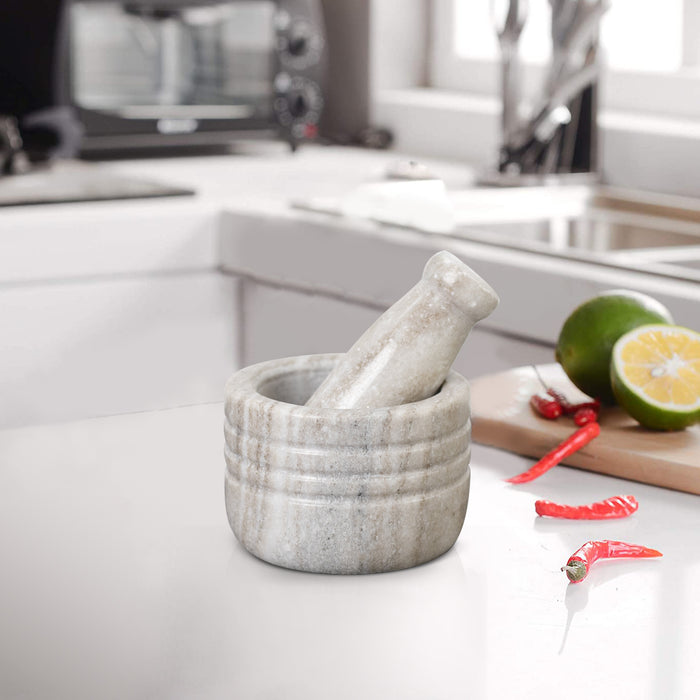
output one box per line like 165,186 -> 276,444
506,421 -> 601,484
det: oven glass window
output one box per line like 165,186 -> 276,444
70,1 -> 276,120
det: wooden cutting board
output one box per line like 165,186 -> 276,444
470,364 -> 700,495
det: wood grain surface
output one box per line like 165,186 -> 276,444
471,364 -> 700,495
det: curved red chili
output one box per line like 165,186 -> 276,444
535,494 -> 638,519
530,394 -> 563,419
563,540 -> 662,583
506,421 -> 600,484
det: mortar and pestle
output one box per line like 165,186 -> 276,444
224,251 -> 499,574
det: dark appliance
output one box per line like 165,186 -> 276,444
0,0 -> 326,157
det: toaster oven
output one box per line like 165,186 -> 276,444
64,0 -> 326,153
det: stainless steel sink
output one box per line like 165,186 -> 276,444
465,215 -> 700,253
450,185 -> 700,280
663,259 -> 700,269
293,180 -> 700,282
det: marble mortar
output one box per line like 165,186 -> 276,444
224,353 -> 472,574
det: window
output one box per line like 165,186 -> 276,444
430,0 -> 700,119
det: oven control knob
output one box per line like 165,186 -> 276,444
279,20 -> 323,68
287,30 -> 309,57
275,77 -> 323,137
288,91 -> 309,118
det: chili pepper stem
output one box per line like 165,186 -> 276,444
562,561 -> 587,583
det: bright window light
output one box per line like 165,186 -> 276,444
601,0 -> 682,72
454,0 -> 684,72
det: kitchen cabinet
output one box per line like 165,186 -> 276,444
0,273 -> 237,428
239,278 -> 553,378
0,195 -> 235,428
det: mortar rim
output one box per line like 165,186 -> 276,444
224,353 -> 470,423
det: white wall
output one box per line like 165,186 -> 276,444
370,0 -> 430,93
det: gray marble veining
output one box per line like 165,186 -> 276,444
305,250 -> 499,409
224,354 -> 471,574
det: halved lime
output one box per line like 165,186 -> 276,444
555,290 -> 673,404
611,324 -> 700,431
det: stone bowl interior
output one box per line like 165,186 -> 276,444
254,357 -> 447,411
256,365 -> 330,406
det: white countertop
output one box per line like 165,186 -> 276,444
3,144 -> 698,345
0,145 -> 468,285
1,404 -> 698,699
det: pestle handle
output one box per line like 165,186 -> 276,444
305,251 -> 499,410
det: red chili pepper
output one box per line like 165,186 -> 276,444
505,421 -> 600,484
574,406 -> 599,426
545,387 -> 576,413
547,388 -> 601,416
562,540 -> 662,583
530,393 -> 563,419
535,494 -> 638,519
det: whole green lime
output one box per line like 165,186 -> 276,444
555,290 -> 674,404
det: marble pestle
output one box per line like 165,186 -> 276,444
305,250 -> 499,410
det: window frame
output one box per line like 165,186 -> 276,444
429,0 -> 700,120
369,0 -> 700,197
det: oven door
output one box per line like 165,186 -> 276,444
68,0 -> 280,148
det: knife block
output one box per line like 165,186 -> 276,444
224,353 -> 471,574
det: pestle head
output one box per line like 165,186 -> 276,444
305,249 -> 500,410
422,251 -> 499,322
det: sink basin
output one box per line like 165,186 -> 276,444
463,214 -> 700,254
293,180 -> 700,283
664,259 -> 700,270
449,185 -> 700,279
